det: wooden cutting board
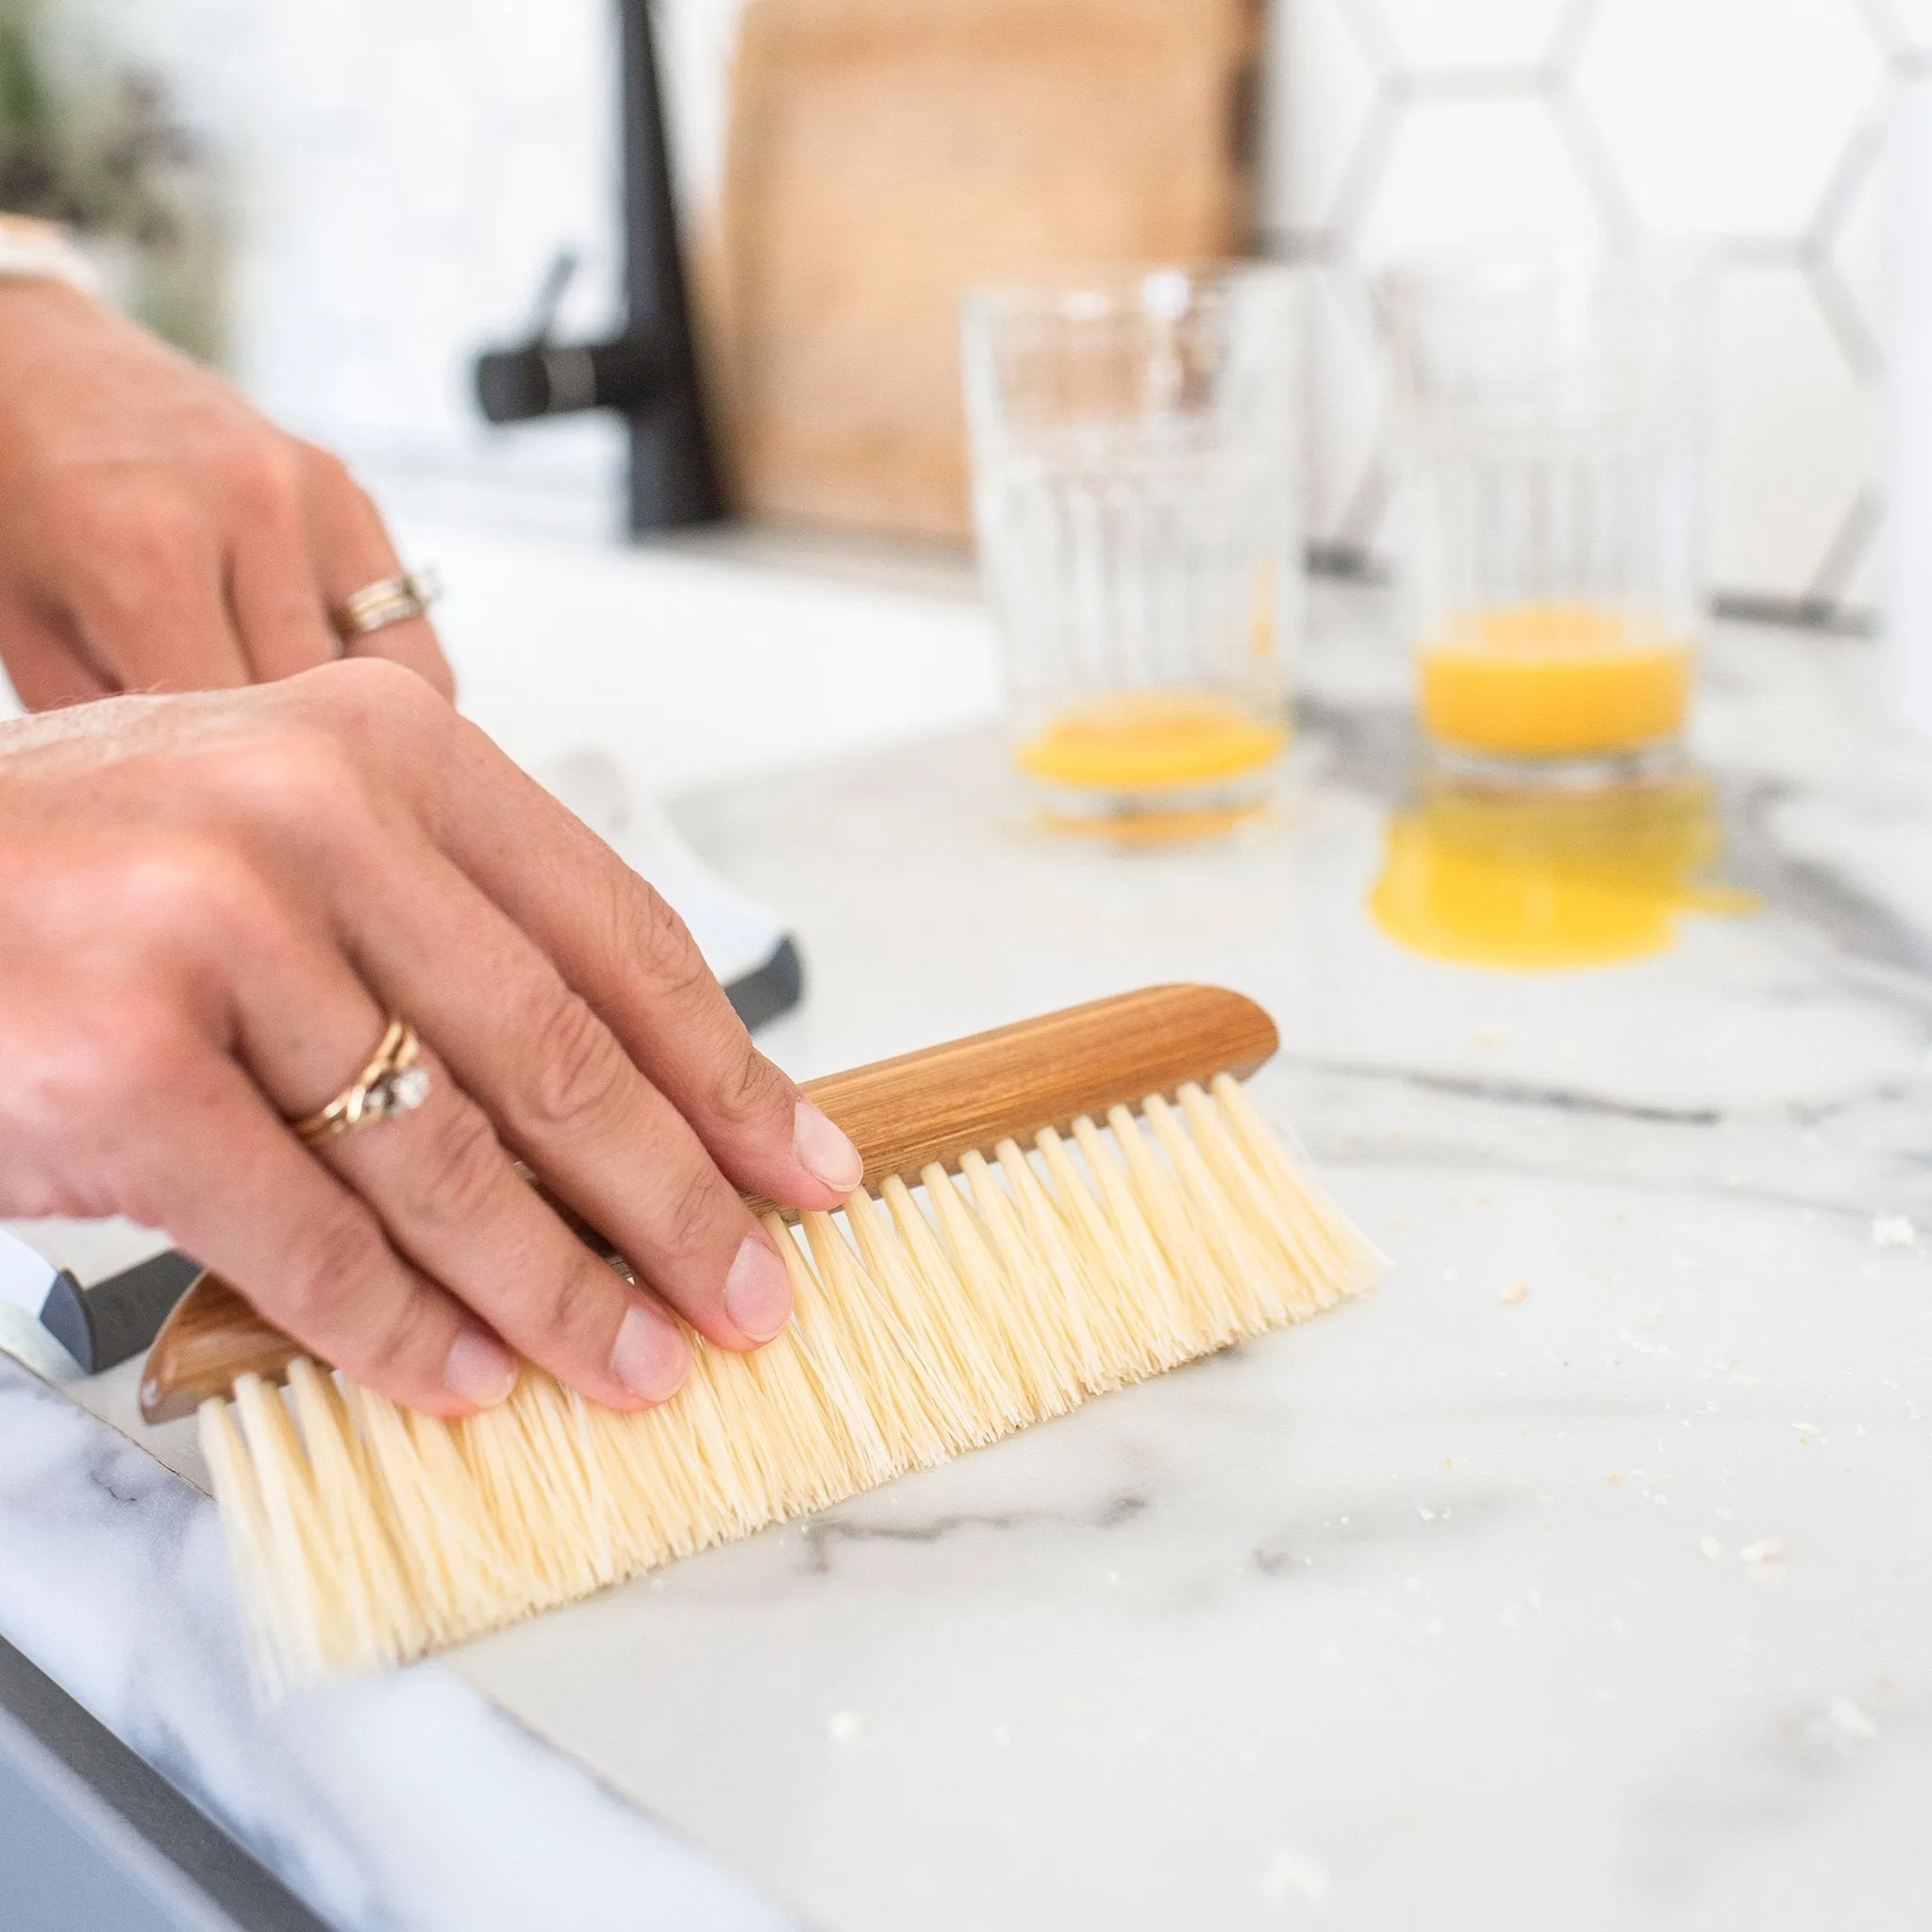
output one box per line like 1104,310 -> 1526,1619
701,0 -> 1260,541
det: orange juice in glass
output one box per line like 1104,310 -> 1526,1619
1384,250 -> 1710,781
960,265 -> 1300,841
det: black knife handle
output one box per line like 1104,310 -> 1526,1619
41,1250 -> 204,1374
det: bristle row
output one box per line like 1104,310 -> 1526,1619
202,1077 -> 1379,1698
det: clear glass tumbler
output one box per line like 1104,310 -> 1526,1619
1381,250 -> 1712,782
959,264 -> 1301,841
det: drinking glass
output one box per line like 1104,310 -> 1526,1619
959,264 -> 1301,841
1381,250 -> 1712,782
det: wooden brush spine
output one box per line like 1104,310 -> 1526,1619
743,982 -> 1276,1213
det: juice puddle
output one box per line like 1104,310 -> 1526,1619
1421,606 -> 1690,758
1018,691 -> 1287,792
1370,773 -> 1757,970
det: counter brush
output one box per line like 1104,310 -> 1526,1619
140,984 -> 1381,1699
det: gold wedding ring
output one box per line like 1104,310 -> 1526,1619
291,1018 -> 431,1145
335,569 -> 441,641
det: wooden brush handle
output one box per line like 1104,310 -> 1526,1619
141,1275 -> 290,1425
140,983 -> 1275,1424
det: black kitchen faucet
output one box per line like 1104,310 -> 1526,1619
472,0 -> 722,534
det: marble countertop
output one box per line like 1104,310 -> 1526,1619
5,532 -> 1931,1930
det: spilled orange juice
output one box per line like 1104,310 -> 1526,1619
1420,605 -> 1690,759
1370,773 -> 1757,970
1017,691 -> 1287,792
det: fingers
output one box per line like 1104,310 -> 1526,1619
324,817 -> 796,1354
298,443 -> 455,699
125,1055 -> 509,1420
0,604 -> 113,710
519,854 -> 860,1210
291,661 -> 852,1213
17,427 -> 450,699
311,1041 -> 695,1407
591,880 -> 865,1204
226,919 -> 694,1407
323,678 -> 858,1209
64,496 -> 250,694
223,443 -> 342,684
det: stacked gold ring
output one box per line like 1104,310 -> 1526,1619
290,1018 -> 431,1145
335,569 -> 441,641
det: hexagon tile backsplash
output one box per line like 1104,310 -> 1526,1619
1260,0 -> 1915,627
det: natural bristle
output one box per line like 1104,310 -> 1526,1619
202,1076 -> 1381,1696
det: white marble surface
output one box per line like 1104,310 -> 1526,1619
385,512 -> 993,802
0,1351 -> 800,1931
0,513 -> 996,778
6,554 -> 1932,1929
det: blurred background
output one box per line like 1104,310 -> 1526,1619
1,0 -> 1905,625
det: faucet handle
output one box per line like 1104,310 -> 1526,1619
474,249 -> 656,425
520,248 -> 579,348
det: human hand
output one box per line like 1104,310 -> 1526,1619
0,279 -> 454,709
0,659 -> 862,1414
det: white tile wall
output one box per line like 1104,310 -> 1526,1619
51,0 -> 638,508
1263,0 -> 1911,624
48,0 -> 1927,619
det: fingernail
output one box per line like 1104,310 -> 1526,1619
794,1100 -> 863,1192
724,1232 -> 792,1342
610,1304 -> 691,1403
443,1329 -> 517,1408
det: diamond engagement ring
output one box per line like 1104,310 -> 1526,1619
335,569 -> 441,641
290,1018 -> 432,1146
